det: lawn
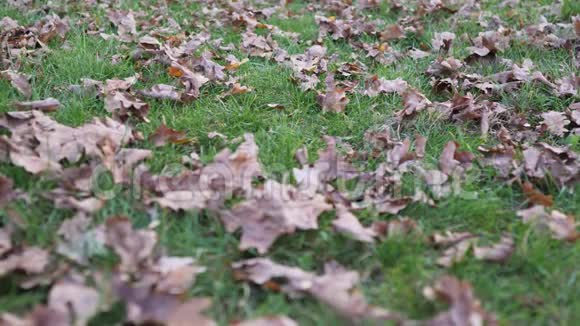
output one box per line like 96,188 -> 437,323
0,0 -> 579,325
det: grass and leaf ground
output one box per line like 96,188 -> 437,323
0,0 -> 579,325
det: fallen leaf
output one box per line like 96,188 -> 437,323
540,111 -> 569,136
107,10 -> 137,42
363,75 -> 408,97
105,216 -> 157,274
57,214 -> 106,265
0,228 -> 12,256
0,175 -> 17,208
522,181 -> 553,207
545,210 -> 580,242
439,141 -> 474,176
112,276 -> 214,325
139,84 -> 182,101
165,298 -> 216,326
48,280 -> 101,326
397,88 -> 432,118
233,258 -> 404,322
149,124 -> 188,147
220,180 -> 332,253
104,91 -> 150,122
1,70 -> 32,98
233,316 -> 298,326
0,246 -> 50,277
423,276 -> 498,325
312,136 -> 359,182
332,205 -> 377,243
473,234 -> 515,263
431,231 -> 477,267
317,74 -> 349,113
517,206 -> 579,241
380,24 -> 405,42
431,32 -> 456,52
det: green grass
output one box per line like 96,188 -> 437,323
1,0 -> 579,325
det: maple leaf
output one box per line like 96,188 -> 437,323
220,180 -> 332,253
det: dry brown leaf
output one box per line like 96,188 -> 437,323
313,136 -> 359,182
190,51 -> 226,82
478,144 -> 516,178
0,175 -> 17,208
317,74 -> 349,113
233,316 -> 298,326
13,98 -> 61,112
439,141 -> 474,176
98,145 -> 152,184
221,82 -> 253,98
112,276 -> 214,325
148,134 -> 262,211
139,84 -> 182,101
522,182 -> 553,207
358,0 -> 381,10
105,216 -> 157,273
465,30 -> 509,64
431,32 -> 456,52
426,57 -> 463,78
149,124 -> 188,147
224,55 -> 249,71
233,258 -> 404,323
0,246 -> 50,277
6,0 -> 32,8
241,31 -> 277,57
473,234 -> 515,263
423,276 -> 498,325
165,298 -> 216,326
107,10 -> 137,42
409,48 -> 431,59
363,75 -> 408,97
380,24 -> 405,42
0,110 -> 135,174
540,111 -> 570,136
220,180 -> 332,253
57,214 -> 106,265
1,306 -> 69,326
104,91 -> 150,122
522,143 -> 579,186
545,210 -> 580,242
437,237 -> 475,267
153,256 -> 206,295
332,205 -> 377,243
373,196 -> 412,215
203,133 -> 262,194
517,206 -> 579,241
397,88 -> 432,118
48,280 -> 101,326
554,75 -> 578,97
1,70 -> 32,98
169,62 -> 209,100
36,14 -> 69,44
431,231 -> 477,267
